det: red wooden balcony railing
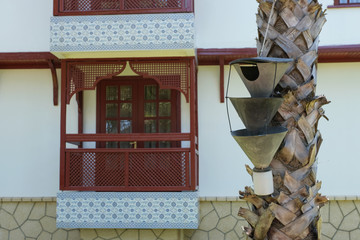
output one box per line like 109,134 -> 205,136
61,133 -> 198,191
54,0 -> 193,15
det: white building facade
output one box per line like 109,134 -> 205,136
0,0 -> 360,239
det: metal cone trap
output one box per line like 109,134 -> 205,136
230,57 -> 293,97
229,97 -> 283,132
231,126 -> 288,169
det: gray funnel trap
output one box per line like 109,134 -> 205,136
231,126 -> 288,169
229,97 -> 283,132
230,57 -> 293,97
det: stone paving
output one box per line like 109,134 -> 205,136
0,198 -> 79,240
81,229 -> 183,240
1,197 -> 360,239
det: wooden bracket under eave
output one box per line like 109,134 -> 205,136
219,57 -> 225,103
47,59 -> 59,106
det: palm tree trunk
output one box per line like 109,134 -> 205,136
238,0 -> 330,239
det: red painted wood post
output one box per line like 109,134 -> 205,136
60,60 -> 67,190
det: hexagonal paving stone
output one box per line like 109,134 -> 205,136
152,229 -> 164,237
53,229 -> 68,240
120,229 -> 139,240
96,229 -> 118,239
321,223 -> 337,238
21,220 -> 42,238
38,231 -> 52,240
339,201 -> 356,216
320,202 -> 330,222
0,209 -> 19,230
9,228 -> 25,239
213,202 -> 231,218
29,202 -> 46,220
46,202 -> 57,218
225,230 -> 239,240
191,230 -> 208,240
1,203 -> 18,215
333,230 -> 350,240
209,229 -> 224,240
329,201 -> 343,228
339,210 -> 360,231
0,229 -> 9,239
40,216 -> 57,233
199,210 -> 219,231
217,215 -> 237,233
139,230 -> 157,240
68,230 -> 80,240
81,229 -> 97,240
14,202 -> 34,226
200,202 -> 214,219
159,229 -> 179,240
350,229 -> 360,240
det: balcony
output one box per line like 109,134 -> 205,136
59,58 -> 198,192
63,133 -> 198,191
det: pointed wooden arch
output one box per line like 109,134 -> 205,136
65,58 -> 191,104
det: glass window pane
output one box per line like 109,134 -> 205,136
106,103 -> 118,118
144,102 -> 157,117
120,120 -> 132,133
106,120 -> 118,134
159,89 -> 171,100
144,120 -> 157,133
339,0 -> 347,3
159,119 -> 171,133
120,142 -> 131,148
144,141 -> 157,148
120,103 -> 132,117
144,85 -> 157,100
106,141 -> 118,148
120,85 -> 132,100
159,102 -> 171,117
350,0 -> 360,3
106,86 -> 118,100
159,141 -> 171,148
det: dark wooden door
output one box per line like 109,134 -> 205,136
98,77 -> 180,148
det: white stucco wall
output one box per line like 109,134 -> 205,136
194,0 -> 360,48
316,62 -> 360,196
1,0 -> 358,52
0,69 -> 60,197
0,0 -> 52,52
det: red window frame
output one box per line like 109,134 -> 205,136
96,77 -> 181,148
332,0 -> 360,7
53,0 -> 193,16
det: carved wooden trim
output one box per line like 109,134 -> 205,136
47,59 -> 59,106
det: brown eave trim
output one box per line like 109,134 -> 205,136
0,52 -> 60,69
197,44 -> 360,65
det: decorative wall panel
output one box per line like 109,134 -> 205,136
50,13 -> 195,52
56,192 -> 199,229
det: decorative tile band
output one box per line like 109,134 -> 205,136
50,13 -> 195,52
56,192 -> 199,229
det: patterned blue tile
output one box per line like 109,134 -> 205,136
56,192 -> 199,229
50,13 -> 195,52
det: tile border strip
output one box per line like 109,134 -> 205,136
1,195 -> 359,202
0,197 -> 57,202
